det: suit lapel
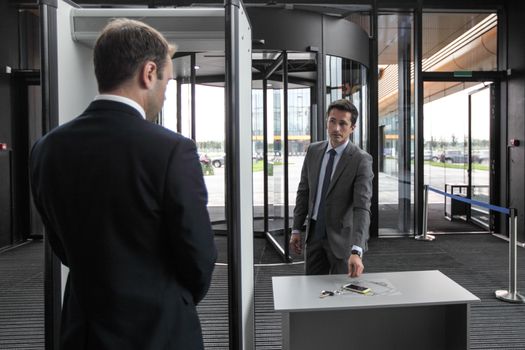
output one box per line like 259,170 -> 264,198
326,141 -> 355,195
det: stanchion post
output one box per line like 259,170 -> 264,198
415,185 -> 435,241
495,208 -> 525,303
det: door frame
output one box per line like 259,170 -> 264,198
419,71 -> 504,235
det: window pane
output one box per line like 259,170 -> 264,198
422,12 -> 497,72
377,13 -> 415,236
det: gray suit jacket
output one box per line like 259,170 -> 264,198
293,140 -> 373,259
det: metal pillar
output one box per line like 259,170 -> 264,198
495,208 -> 525,303
415,185 -> 435,241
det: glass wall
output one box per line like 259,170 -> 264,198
377,10 -> 498,236
421,11 -> 497,232
377,13 -> 415,236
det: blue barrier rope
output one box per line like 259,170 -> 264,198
427,186 -> 510,215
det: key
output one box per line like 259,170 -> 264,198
320,290 -> 334,298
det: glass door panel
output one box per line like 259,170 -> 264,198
251,50 -> 315,260
287,88 -> 311,215
424,81 -> 470,224
195,85 -> 226,224
252,87 -> 265,226
469,86 -> 491,227
251,79 -> 285,237
268,84 -> 284,234
423,81 -> 491,232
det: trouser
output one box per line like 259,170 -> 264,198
305,219 -> 347,275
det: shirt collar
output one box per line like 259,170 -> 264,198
327,139 -> 349,155
94,94 -> 146,119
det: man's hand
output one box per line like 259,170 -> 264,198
347,254 -> 364,277
289,233 -> 302,255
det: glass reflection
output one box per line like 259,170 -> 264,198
377,13 -> 415,236
325,55 -> 368,150
422,13 -> 497,72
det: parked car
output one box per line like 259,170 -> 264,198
472,150 -> 489,164
435,150 -> 467,164
211,153 -> 263,167
253,152 -> 263,161
211,155 -> 225,168
424,150 -> 434,160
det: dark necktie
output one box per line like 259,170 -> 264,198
313,149 -> 337,240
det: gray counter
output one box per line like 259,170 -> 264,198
273,270 -> 480,350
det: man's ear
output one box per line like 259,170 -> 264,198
140,61 -> 157,89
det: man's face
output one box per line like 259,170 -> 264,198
327,108 -> 354,148
145,55 -> 173,121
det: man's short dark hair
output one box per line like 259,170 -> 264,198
94,18 -> 173,92
327,99 -> 359,126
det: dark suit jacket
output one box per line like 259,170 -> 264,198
292,140 -> 373,259
30,100 -> 217,350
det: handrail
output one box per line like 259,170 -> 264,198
427,185 -> 510,215
416,185 -> 524,304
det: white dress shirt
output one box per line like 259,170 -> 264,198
94,94 -> 146,119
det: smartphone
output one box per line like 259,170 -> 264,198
343,283 -> 371,294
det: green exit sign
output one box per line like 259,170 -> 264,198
454,71 -> 473,78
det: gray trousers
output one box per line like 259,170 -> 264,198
305,220 -> 347,275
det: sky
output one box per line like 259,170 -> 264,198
163,81 -> 491,145
163,82 -> 226,142
424,83 -> 490,143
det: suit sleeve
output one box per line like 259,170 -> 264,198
350,152 -> 374,251
163,138 -> 217,304
29,142 -> 69,266
292,145 -> 311,231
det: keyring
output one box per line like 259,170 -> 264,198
320,290 -> 335,298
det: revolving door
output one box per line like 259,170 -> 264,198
252,51 -> 316,261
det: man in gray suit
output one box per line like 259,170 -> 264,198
290,99 -> 373,276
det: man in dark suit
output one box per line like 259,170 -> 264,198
290,99 -> 373,276
30,19 -> 216,349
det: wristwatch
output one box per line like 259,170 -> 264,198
351,249 -> 362,258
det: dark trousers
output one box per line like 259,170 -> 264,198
305,219 -> 348,275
